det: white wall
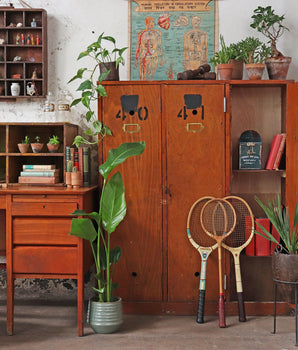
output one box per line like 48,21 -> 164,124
0,0 -> 297,125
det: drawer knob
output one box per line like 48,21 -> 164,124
43,205 -> 45,208
43,195 -> 46,198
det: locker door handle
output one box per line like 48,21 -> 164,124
123,123 -> 141,133
186,123 -> 204,133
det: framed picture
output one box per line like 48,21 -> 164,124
128,0 -> 218,80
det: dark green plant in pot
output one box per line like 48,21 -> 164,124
255,196 -> 298,254
238,37 -> 271,64
210,35 -> 233,66
69,142 -> 146,302
68,33 -> 127,147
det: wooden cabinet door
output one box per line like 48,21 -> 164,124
164,84 -> 226,302
286,82 -> 298,219
100,83 -> 163,301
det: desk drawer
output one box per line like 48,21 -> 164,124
13,217 -> 77,245
12,194 -> 79,202
12,202 -> 78,216
13,246 -> 77,274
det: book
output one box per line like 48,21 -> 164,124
255,218 -> 271,256
270,225 -> 280,254
83,146 -> 90,187
245,215 -> 255,256
70,147 -> 75,168
23,164 -> 56,170
265,134 -> 283,170
18,176 -> 59,184
20,169 -> 59,177
78,147 -> 84,186
74,149 -> 79,171
273,133 -> 286,170
65,146 -> 71,171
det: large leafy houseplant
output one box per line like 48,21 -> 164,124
238,37 -> 271,64
68,33 -> 127,147
255,196 -> 298,254
69,142 -> 146,302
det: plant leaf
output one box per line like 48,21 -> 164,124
77,51 -> 89,60
69,218 -> 97,242
110,246 -> 121,264
77,80 -> 92,91
101,172 -> 126,234
99,142 -> 146,180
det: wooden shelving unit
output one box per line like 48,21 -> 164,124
0,123 -> 78,185
0,7 -> 47,99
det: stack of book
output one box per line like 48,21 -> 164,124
265,133 -> 286,170
18,165 -> 60,184
65,146 -> 90,187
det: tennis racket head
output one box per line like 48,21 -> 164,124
222,196 -> 255,250
187,196 -> 217,250
200,198 -> 236,242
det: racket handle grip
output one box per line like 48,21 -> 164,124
237,292 -> 246,322
218,294 -> 226,328
196,289 -> 205,323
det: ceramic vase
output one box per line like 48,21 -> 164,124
11,82 -> 20,96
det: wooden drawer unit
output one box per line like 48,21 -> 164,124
13,246 -> 77,274
12,217 -> 76,245
11,201 -> 78,216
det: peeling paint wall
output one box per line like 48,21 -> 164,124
0,0 -> 298,299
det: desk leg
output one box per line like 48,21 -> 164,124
6,274 -> 14,335
272,282 -> 277,335
77,273 -> 84,336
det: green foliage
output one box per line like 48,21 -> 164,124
68,33 -> 127,147
34,136 -> 41,143
69,142 -> 146,302
255,196 -> 298,255
250,6 -> 289,58
22,135 -> 30,144
210,35 -> 232,66
48,135 -> 59,145
237,37 -> 271,63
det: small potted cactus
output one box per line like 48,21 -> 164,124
47,135 -> 60,153
31,136 -> 44,153
18,135 -> 30,153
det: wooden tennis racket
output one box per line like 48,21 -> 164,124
187,196 -> 217,323
222,196 -> 254,322
200,198 -> 236,328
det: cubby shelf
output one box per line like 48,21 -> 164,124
0,7 -> 47,99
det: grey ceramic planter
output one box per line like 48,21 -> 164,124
87,297 -> 123,334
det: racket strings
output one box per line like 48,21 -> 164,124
201,200 -> 235,238
189,201 -> 215,247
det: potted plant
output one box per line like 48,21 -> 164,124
68,33 -> 127,147
18,135 -> 30,153
210,35 -> 233,80
69,141 -> 146,333
250,6 -> 291,80
255,195 -> 298,303
238,37 -> 271,80
229,41 -> 245,80
47,135 -> 60,153
30,136 -> 44,153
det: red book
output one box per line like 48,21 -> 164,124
270,225 -> 280,254
74,149 -> 79,171
245,215 -> 255,256
273,133 -> 286,170
255,218 -> 271,256
265,134 -> 283,170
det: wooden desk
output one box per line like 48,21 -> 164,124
0,185 -> 97,336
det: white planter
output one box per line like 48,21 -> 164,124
11,82 -> 20,96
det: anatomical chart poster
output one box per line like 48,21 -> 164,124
129,0 -> 218,80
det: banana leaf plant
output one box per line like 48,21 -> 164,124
69,142 -> 145,302
255,196 -> 298,255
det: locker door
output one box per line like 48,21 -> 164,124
100,83 -> 163,301
164,84 -> 226,302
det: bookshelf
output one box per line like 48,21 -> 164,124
0,122 -> 78,185
0,7 -> 47,99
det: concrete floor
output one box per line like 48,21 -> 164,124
0,300 -> 297,350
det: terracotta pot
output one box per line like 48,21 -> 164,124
99,61 -> 119,81
245,63 -> 266,80
230,59 -> 244,80
65,172 -> 72,189
47,143 -> 59,153
30,143 -> 44,153
217,63 -> 233,80
71,172 -> 81,189
17,143 -> 29,153
265,57 -> 291,80
272,251 -> 298,304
